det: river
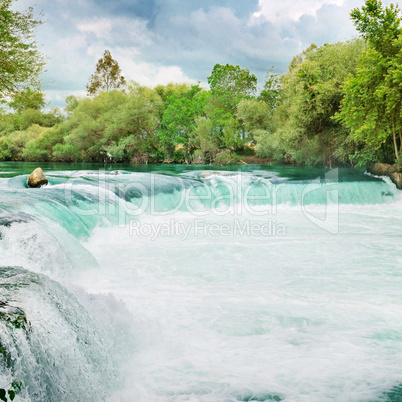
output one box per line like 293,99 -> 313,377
0,162 -> 401,401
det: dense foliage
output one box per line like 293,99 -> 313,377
337,0 -> 402,166
0,0 -> 45,100
2,0 -> 402,167
257,40 -> 365,166
0,63 -> 264,164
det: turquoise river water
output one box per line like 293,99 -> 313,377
0,162 -> 401,401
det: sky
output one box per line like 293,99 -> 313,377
15,0 -> 393,107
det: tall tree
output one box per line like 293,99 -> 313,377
86,50 -> 126,95
0,0 -> 45,99
338,0 -> 402,164
158,84 -> 207,160
205,64 -> 258,147
207,63 -> 257,113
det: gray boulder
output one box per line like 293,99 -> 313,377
390,172 -> 402,189
367,163 -> 392,176
367,163 -> 402,189
27,167 -> 48,188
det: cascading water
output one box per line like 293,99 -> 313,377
0,162 -> 401,401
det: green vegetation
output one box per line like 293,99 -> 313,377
1,0 -> 402,167
0,0 -> 45,99
258,39 -> 365,166
337,0 -> 402,166
0,381 -> 22,402
0,342 -> 22,401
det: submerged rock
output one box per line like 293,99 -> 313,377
0,214 -> 30,228
200,171 -> 234,179
0,301 -> 29,330
27,168 -> 48,188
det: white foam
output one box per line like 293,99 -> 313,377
75,198 -> 402,401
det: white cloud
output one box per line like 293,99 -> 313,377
77,18 -> 113,39
76,17 -> 153,46
113,47 -> 194,86
251,0 -> 345,24
154,66 -> 193,85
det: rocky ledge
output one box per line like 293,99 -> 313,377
367,163 -> 402,189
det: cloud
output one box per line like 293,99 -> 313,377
13,0 -> 395,108
112,47 -> 193,86
77,18 -> 113,40
251,0 -> 345,24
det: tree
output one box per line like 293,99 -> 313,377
65,95 -> 80,114
350,0 -> 401,57
207,63 -> 257,114
158,84 -> 207,160
237,98 -> 272,136
261,40 -> 364,166
204,64 -> 258,149
8,87 -> 46,112
258,70 -> 281,109
0,0 -> 45,99
338,0 -> 402,164
86,50 -> 126,95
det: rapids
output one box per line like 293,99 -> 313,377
0,162 -> 401,401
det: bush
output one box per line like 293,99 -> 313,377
213,150 -> 239,165
52,144 -> 79,162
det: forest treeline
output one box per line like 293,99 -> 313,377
1,0 -> 402,167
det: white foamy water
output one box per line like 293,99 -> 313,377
78,202 -> 402,401
0,166 -> 402,401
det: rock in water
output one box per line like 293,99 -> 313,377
0,301 -> 29,330
27,168 -> 48,188
367,163 -> 402,190
390,172 -> 402,189
367,163 -> 392,176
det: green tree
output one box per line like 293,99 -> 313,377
65,95 -> 80,114
103,82 -> 163,162
0,124 -> 47,161
56,83 -> 164,163
154,82 -> 192,105
23,124 -> 66,161
86,50 -> 126,95
58,90 -> 128,161
190,117 -> 219,163
258,69 -> 281,109
207,63 -> 257,114
8,87 -> 46,112
237,98 -> 272,139
158,84 -> 207,161
0,0 -> 45,99
351,0 -> 401,57
338,0 -> 402,164
203,64 -> 258,151
264,40 -> 364,166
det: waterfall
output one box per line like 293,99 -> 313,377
0,164 -> 401,401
